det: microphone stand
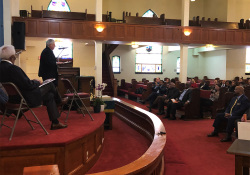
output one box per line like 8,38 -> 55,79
56,48 -> 66,62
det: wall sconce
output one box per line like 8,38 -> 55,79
95,24 -> 105,32
191,0 -> 195,2
184,30 -> 191,36
131,42 -> 139,49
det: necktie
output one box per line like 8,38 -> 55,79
230,98 -> 238,115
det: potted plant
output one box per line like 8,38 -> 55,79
92,96 -> 104,113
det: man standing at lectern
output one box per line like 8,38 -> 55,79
38,39 -> 58,86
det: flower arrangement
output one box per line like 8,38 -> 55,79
92,95 -> 104,107
95,83 -> 107,97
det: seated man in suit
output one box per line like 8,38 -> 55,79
165,83 -> 192,120
153,82 -> 180,115
0,45 -> 67,130
139,77 -> 162,104
207,86 -> 250,142
147,80 -> 167,112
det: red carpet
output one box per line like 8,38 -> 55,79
0,107 -> 105,150
87,116 -> 151,173
116,97 -> 234,175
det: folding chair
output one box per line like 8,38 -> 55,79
0,82 -> 49,141
60,78 -> 94,122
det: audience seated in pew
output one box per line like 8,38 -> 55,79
0,45 -> 67,130
142,80 -> 167,111
190,78 -> 198,88
200,80 -> 211,90
207,86 -> 250,142
153,82 -> 180,115
200,84 -> 221,117
164,83 -> 192,120
228,80 -> 237,92
139,77 -> 160,104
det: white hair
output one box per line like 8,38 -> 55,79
46,39 -> 55,47
0,45 -> 16,59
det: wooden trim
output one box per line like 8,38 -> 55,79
87,98 -> 166,175
12,17 -> 250,46
0,125 -> 104,175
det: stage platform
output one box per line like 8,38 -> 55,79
0,107 -> 106,175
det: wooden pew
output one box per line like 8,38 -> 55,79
200,21 -> 239,29
31,8 -> 111,22
177,88 -> 201,119
123,12 -> 166,25
117,79 -> 132,96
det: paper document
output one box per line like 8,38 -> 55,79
39,78 -> 55,87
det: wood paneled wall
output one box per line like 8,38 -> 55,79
13,17 -> 250,46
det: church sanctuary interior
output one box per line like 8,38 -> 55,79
2,0 -> 250,174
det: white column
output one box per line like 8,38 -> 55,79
181,0 -> 190,26
95,0 -> 103,95
96,0 -> 102,21
95,41 -> 102,95
179,0 -> 190,83
3,0 -> 11,45
179,44 -> 188,83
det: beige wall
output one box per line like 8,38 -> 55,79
103,0 -> 182,20
227,0 -> 250,22
19,0 -> 96,13
20,37 -> 95,80
226,48 -> 247,79
203,0 -> 228,22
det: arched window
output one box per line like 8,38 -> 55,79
142,9 -> 157,18
135,9 -> 162,74
47,1 -> 72,62
48,0 -> 70,12
112,55 -> 120,73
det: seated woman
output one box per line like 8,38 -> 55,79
191,78 -> 198,88
200,84 -> 221,117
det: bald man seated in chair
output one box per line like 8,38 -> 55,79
0,45 -> 67,130
207,86 -> 250,142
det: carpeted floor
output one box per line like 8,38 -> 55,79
92,97 -> 235,175
0,107 -> 105,149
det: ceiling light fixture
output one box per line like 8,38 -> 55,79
95,23 -> 105,32
131,42 -> 139,49
184,30 -> 191,36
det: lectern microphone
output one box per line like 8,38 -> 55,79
58,47 -> 68,50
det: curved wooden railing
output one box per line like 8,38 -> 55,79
87,98 -> 166,175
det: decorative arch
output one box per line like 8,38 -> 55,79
47,0 -> 70,12
142,9 -> 158,18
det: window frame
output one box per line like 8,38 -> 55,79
112,55 -> 121,74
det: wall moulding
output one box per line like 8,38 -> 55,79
12,17 -> 249,46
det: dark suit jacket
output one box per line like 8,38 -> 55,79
38,47 -> 58,84
179,88 -> 192,105
200,84 -> 210,90
225,95 -> 250,116
166,87 -> 180,100
0,61 -> 42,107
158,85 -> 167,95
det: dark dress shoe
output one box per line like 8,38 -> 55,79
157,111 -> 165,115
168,117 -> 176,120
163,115 -> 170,119
51,122 -> 68,130
207,132 -> 218,137
220,137 -> 232,142
139,100 -> 145,104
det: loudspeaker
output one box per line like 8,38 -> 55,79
12,22 -> 25,50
